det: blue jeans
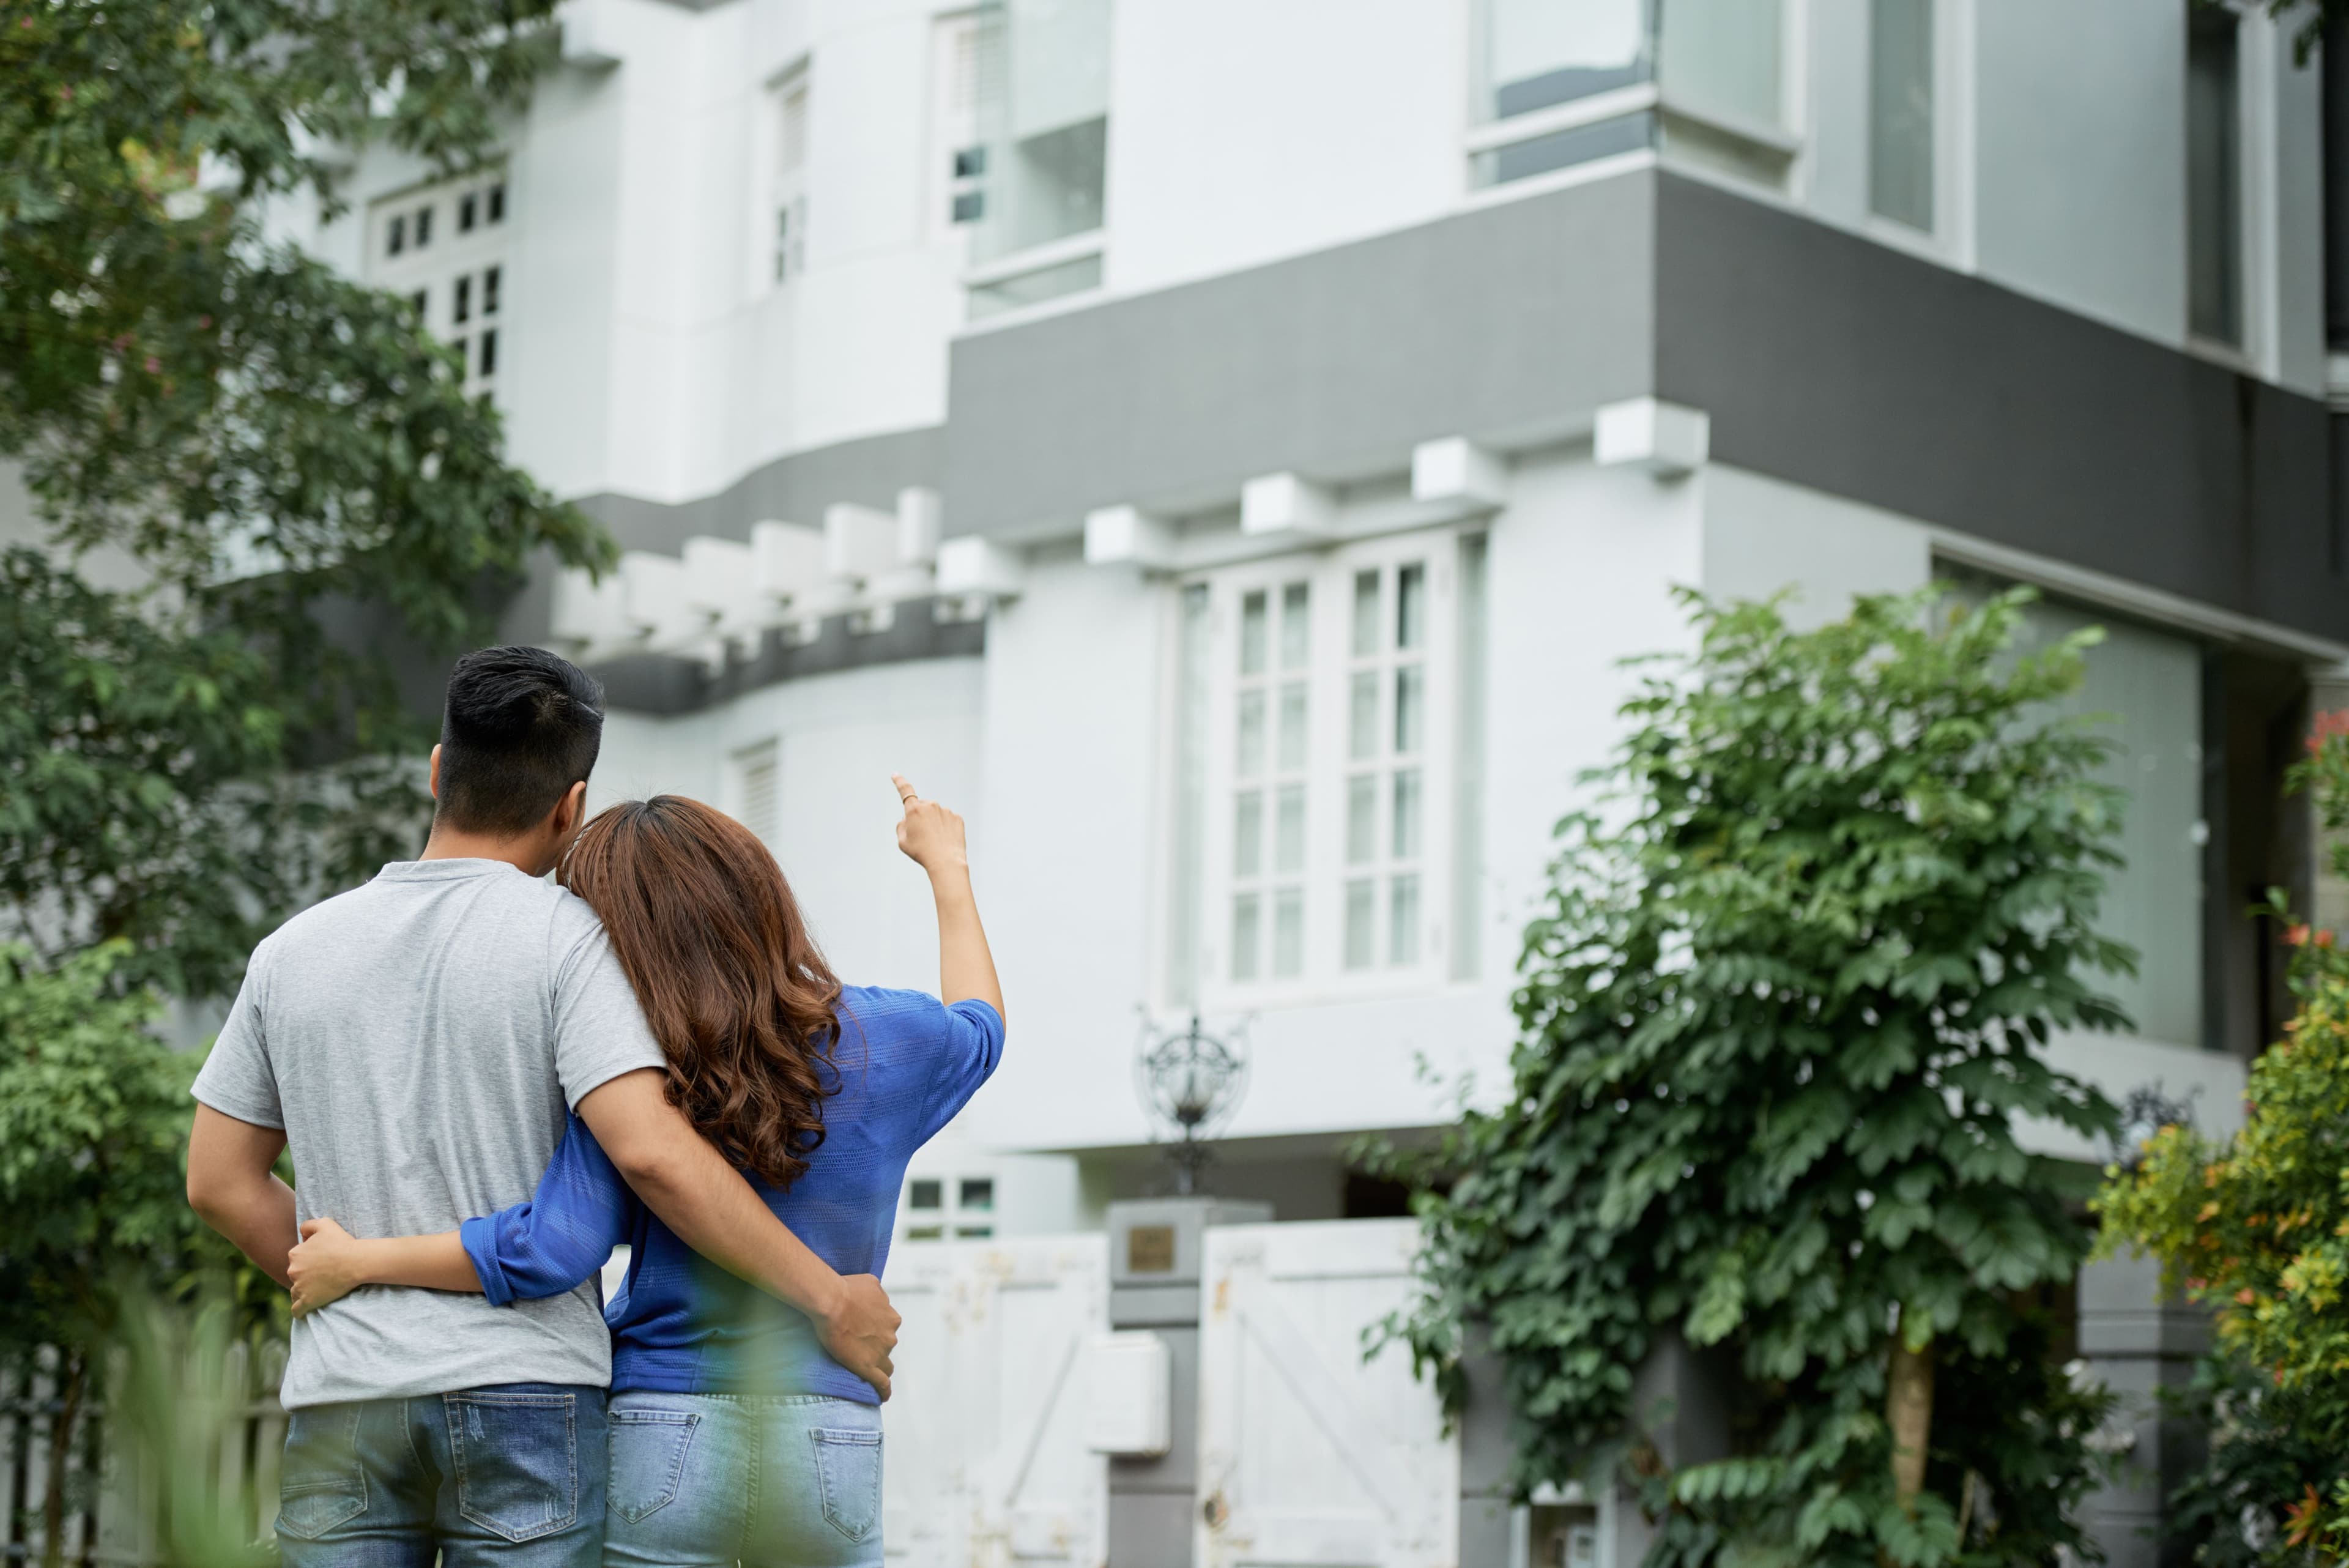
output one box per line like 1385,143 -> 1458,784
603,1393 -> 883,1567
275,1385 -> 606,1568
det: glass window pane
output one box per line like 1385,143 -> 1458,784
1397,563 -> 1426,650
1392,768 -> 1422,860
909,1179 -> 943,1209
1347,775 -> 1377,865
1344,879 -> 1376,970
1236,690 -> 1266,777
2188,7 -> 2242,344
1487,0 -> 1651,119
1278,682 -> 1309,771
959,1178 -> 994,1210
1869,0 -> 1935,231
1233,790 -> 1263,877
1659,0 -> 1783,129
1274,785 -> 1306,875
1239,590 -> 1268,675
1394,666 -> 1425,755
1273,888 -> 1305,978
1349,672 -> 1379,760
1351,570 -> 1381,656
1231,894 -> 1261,981
1389,873 -> 1421,967
1473,110 -> 1657,188
1280,582 -> 1311,670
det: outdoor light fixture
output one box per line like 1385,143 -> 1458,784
1134,1011 -> 1250,1196
2107,1082 -> 2198,1170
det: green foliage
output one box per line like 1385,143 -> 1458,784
108,1280 -> 281,1568
2094,723 -> 2349,1565
1390,589 -> 2126,1568
1,0 -> 615,995
0,941 -> 264,1352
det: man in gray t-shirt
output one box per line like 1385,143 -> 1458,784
187,647 -> 897,1568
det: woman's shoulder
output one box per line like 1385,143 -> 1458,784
833,985 -> 999,1041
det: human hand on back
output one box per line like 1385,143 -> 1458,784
892,774 -> 967,877
288,1217 -> 368,1317
814,1273 -> 900,1401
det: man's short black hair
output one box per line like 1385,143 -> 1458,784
436,646 -> 605,837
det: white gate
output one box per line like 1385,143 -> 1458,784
882,1234 -> 1110,1568
1196,1219 -> 1459,1568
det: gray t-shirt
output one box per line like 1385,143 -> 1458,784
192,858 -> 666,1408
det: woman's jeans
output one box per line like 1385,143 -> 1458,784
603,1392 -> 883,1567
275,1384 -> 607,1568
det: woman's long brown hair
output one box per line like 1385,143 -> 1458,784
558,796 -> 842,1190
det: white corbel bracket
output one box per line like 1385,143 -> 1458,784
1240,472 -> 1337,538
1085,505 -> 1175,568
935,537 -> 1025,623
1410,436 -> 1508,513
1595,397 -> 1710,478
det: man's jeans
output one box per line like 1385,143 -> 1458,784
275,1385 -> 606,1568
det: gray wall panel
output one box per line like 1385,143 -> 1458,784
1654,174 -> 2349,644
943,173 -> 1660,535
573,425 -> 946,555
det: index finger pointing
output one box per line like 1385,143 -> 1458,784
892,774 -> 918,806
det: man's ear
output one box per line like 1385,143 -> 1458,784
554,779 -> 588,839
428,744 -> 443,801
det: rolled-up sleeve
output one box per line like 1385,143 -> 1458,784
461,1113 -> 637,1306
913,998 -> 1006,1144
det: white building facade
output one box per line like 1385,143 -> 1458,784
272,1 -> 2349,1561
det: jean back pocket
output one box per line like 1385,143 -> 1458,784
809,1426 -> 882,1544
447,1390 -> 579,1542
608,1408 -> 700,1525
276,1406 -> 369,1541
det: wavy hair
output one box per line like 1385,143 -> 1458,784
558,796 -> 842,1189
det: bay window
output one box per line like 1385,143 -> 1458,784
1471,0 -> 1794,193
966,0 -> 1111,318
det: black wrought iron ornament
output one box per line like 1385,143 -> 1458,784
1134,1011 -> 1250,1196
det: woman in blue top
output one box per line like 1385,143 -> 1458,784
285,776 -> 1004,1566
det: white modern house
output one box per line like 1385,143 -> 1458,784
250,0 -> 2349,1562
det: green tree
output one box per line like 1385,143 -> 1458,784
1,0 -> 614,997
1389,589 -> 2124,1568
2095,719 -> 2349,1566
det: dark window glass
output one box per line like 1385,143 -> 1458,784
387,215 -> 405,256
908,1178 -> 943,1210
952,145 -> 987,179
478,329 -> 497,377
959,1178 -> 995,1211
459,193 -> 478,232
488,183 -> 506,223
408,288 -> 428,318
951,190 -> 984,223
450,335 -> 467,371
453,275 -> 471,325
414,205 -> 433,247
2187,5 -> 2241,344
483,266 -> 501,316
956,1225 -> 994,1239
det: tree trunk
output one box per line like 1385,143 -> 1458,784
1885,1312 -> 1935,1509
42,1350 -> 87,1568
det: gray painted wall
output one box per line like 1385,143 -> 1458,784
1654,175 -> 2349,645
941,173 -> 1659,535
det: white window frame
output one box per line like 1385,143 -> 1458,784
762,66 -> 811,291
368,168 -> 510,398
1189,531 -> 1464,1012
929,10 -> 986,242
725,737 -> 781,845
